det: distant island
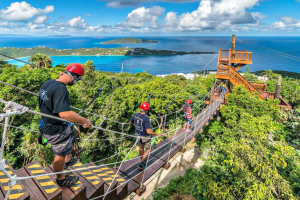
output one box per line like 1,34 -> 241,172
47,35 -> 72,38
101,37 -> 160,44
93,36 -> 106,39
0,47 -> 215,59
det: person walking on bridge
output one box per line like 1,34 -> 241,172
39,63 -> 92,187
130,102 -> 163,170
221,84 -> 227,93
179,99 -> 193,132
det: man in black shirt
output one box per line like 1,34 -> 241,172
39,63 -> 92,187
130,102 -> 162,170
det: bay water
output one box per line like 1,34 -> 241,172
2,36 -> 300,75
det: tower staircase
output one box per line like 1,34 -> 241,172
216,48 -> 291,108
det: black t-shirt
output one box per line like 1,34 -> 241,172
39,79 -> 71,134
130,113 -> 151,137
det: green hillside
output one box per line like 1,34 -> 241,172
101,37 -> 160,44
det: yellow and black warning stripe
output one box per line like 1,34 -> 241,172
90,165 -> 126,185
73,162 -> 101,186
28,164 -> 58,194
63,169 -> 82,191
0,164 -> 25,199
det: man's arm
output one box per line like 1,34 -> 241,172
129,115 -> 135,125
146,129 -> 162,138
59,111 -> 91,128
179,105 -> 183,112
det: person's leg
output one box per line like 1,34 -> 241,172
139,147 -> 144,161
187,120 -> 192,130
65,154 -> 71,163
53,155 -> 66,180
183,117 -> 188,129
141,149 -> 150,163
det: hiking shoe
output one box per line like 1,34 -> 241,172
183,128 -> 186,130
186,129 -> 191,132
64,157 -> 77,169
56,175 -> 79,187
137,162 -> 146,170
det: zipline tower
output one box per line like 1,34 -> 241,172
215,34 -> 291,108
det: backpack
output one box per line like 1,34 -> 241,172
183,105 -> 192,119
182,103 -> 189,112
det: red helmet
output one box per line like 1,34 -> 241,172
140,102 -> 150,111
65,63 -> 85,76
186,99 -> 192,104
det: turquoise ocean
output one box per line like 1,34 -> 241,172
2,36 -> 300,75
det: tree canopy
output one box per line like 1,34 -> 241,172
0,59 -> 213,169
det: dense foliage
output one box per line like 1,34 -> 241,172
263,70 -> 300,108
0,59 -> 214,169
194,85 -> 299,199
152,168 -> 198,200
154,71 -> 300,200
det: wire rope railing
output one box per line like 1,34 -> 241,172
0,93 -> 224,199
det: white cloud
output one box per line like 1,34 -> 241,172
117,6 -> 165,28
0,1 -> 54,21
281,17 -> 298,24
44,5 -> 54,13
165,12 -> 178,27
251,12 -> 267,21
3,0 -> 299,35
66,16 -> 87,29
103,0 -> 198,8
273,21 -> 287,29
33,16 -> 49,24
161,0 -> 261,32
271,16 -> 300,30
85,13 -> 91,17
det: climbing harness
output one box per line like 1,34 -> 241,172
38,120 -> 47,145
71,124 -> 82,158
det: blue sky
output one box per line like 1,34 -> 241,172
0,0 -> 299,36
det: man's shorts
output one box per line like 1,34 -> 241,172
137,135 -> 151,149
43,125 -> 74,156
185,117 -> 192,125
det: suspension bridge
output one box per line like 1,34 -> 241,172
0,35 -> 294,200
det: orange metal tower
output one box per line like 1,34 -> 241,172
215,34 -> 291,108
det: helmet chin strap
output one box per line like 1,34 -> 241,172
66,71 -> 81,86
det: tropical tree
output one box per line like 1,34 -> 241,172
245,66 -> 250,74
28,53 -> 53,68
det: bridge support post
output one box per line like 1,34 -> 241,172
135,185 -> 146,196
179,148 -> 186,153
163,162 -> 171,170
275,75 -> 282,99
231,34 -> 236,66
